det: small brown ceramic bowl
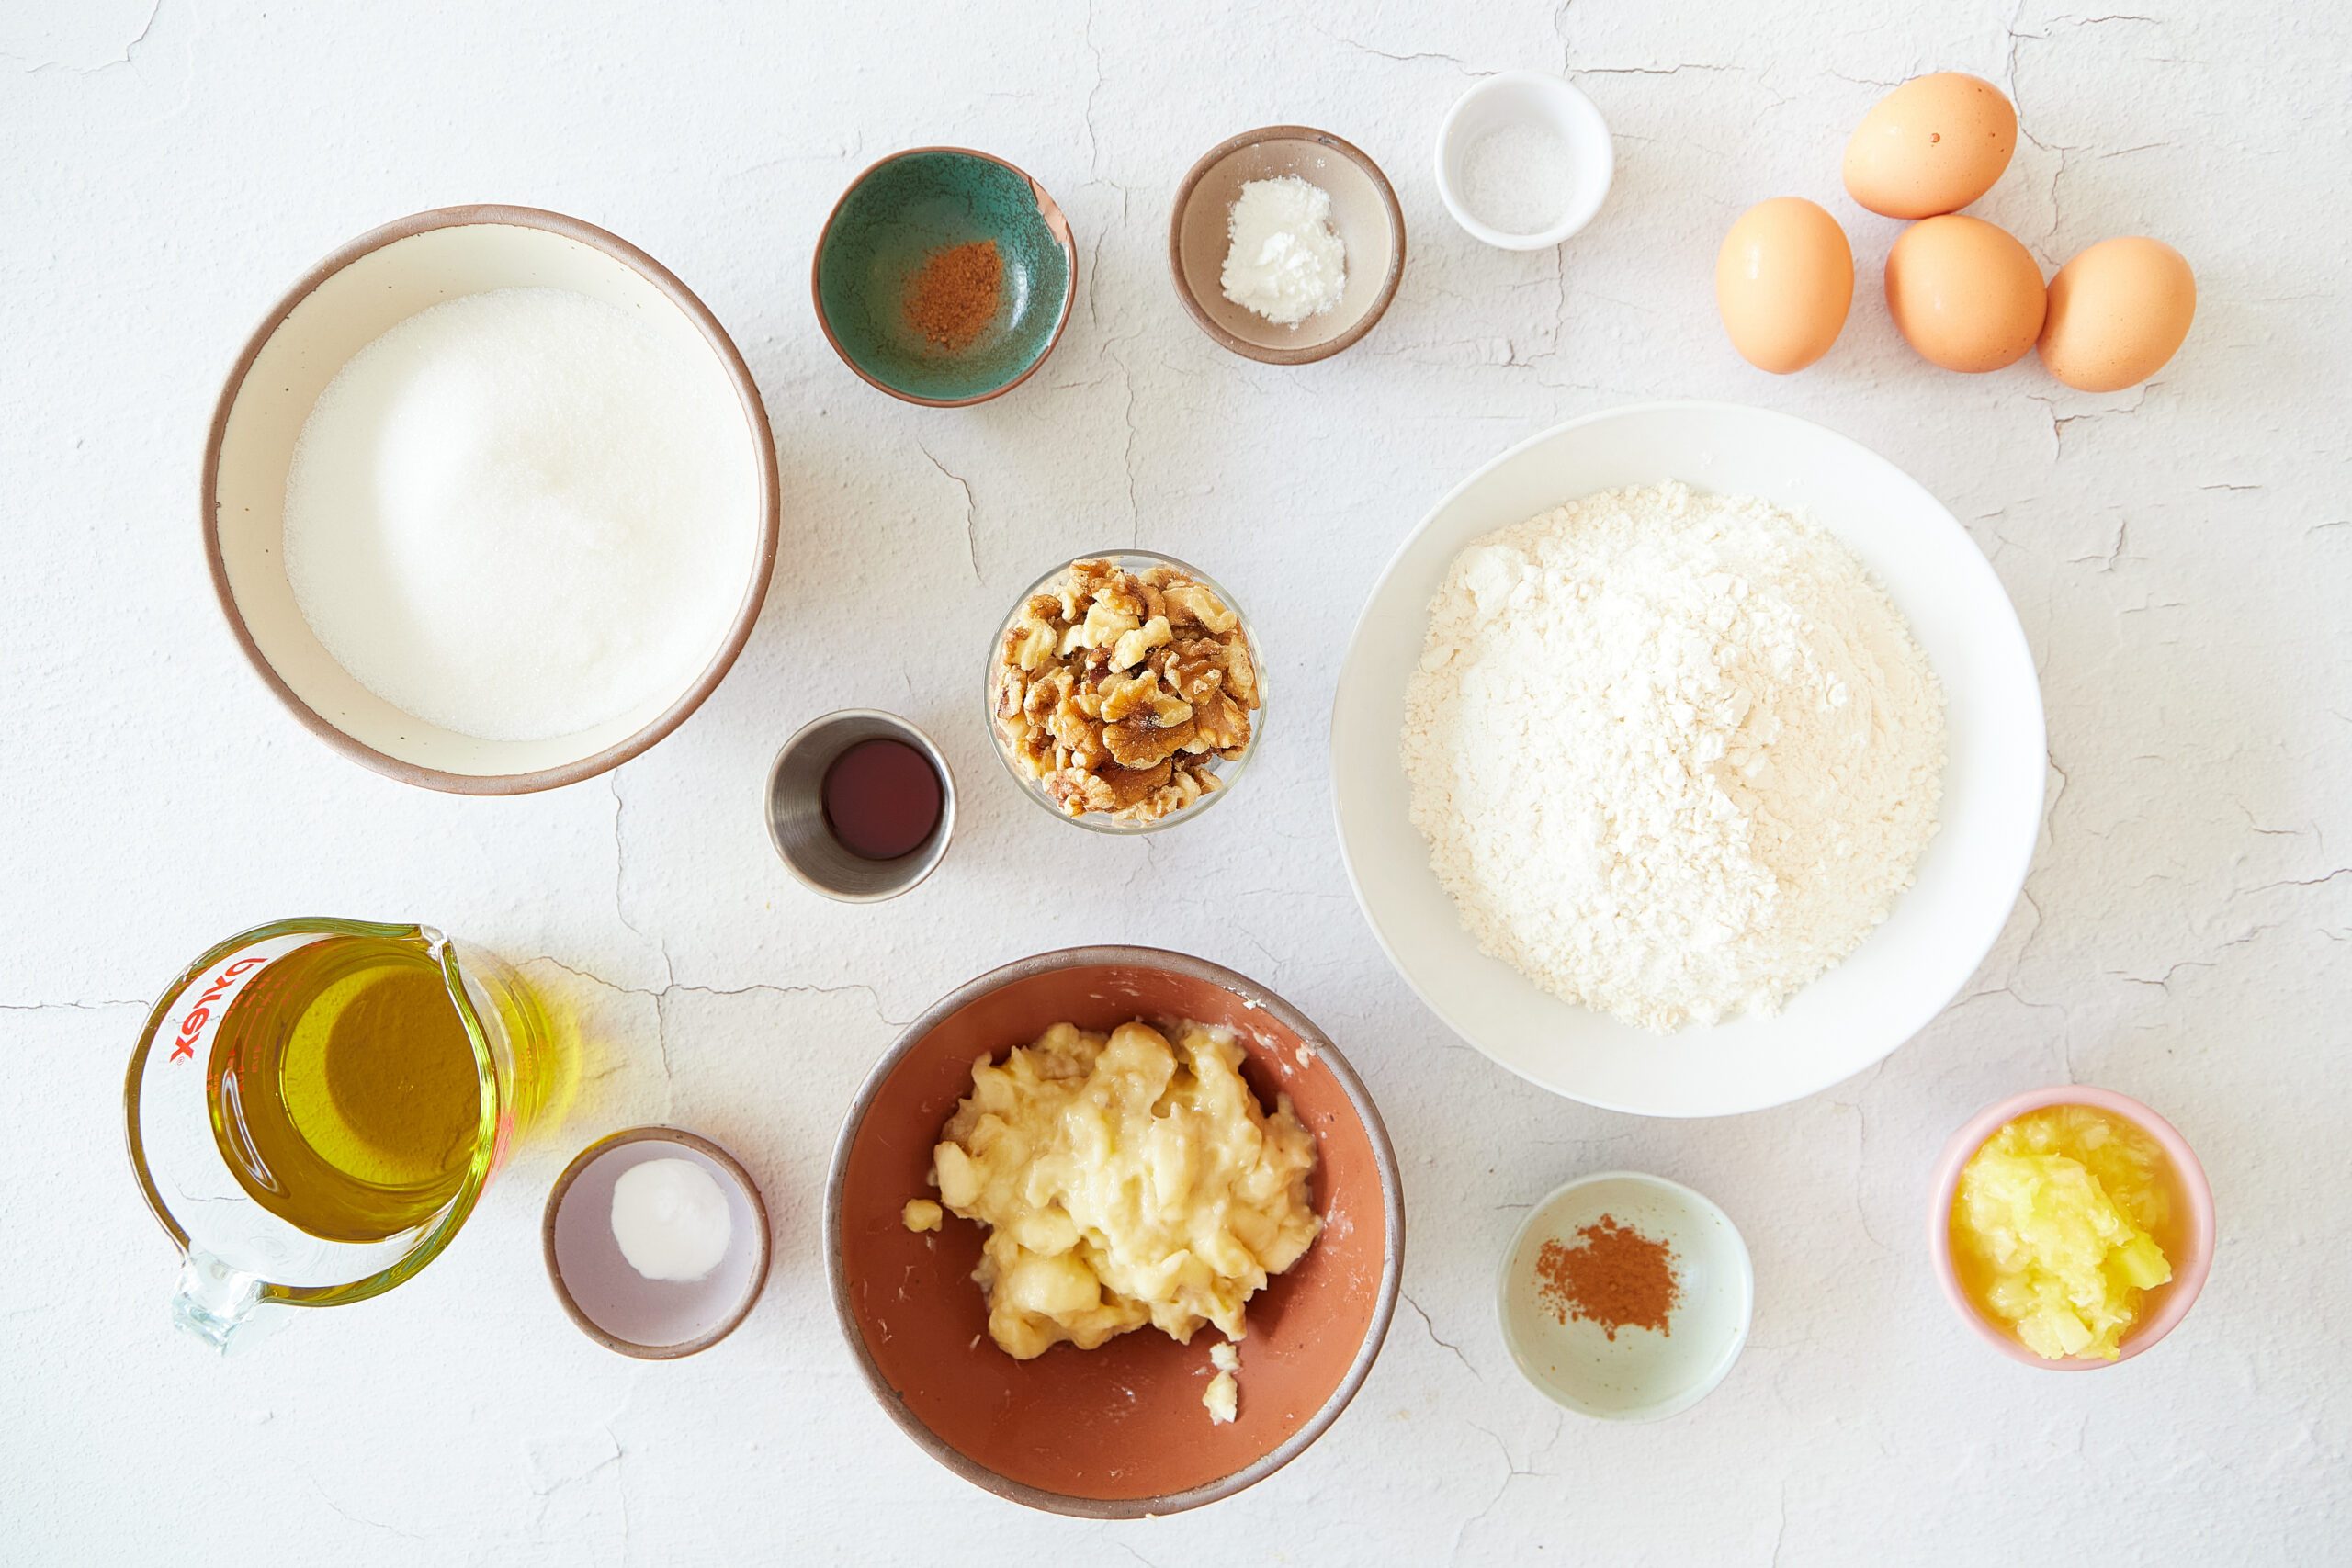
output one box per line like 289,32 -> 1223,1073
826,946 -> 1403,1517
1169,126 -> 1406,365
204,205 -> 780,795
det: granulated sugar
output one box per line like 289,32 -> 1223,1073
282,287 -> 755,742
1402,481 -> 1946,1032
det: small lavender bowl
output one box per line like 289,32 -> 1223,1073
1168,126 -> 1405,366
543,1127 -> 771,1359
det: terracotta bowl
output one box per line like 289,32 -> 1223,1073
1169,126 -> 1406,365
826,946 -> 1403,1517
204,205 -> 779,795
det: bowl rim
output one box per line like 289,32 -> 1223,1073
1927,1085 -> 2216,1371
1431,70 -> 1616,251
809,145 -> 1080,408
201,202 -> 782,796
540,1124 -> 775,1360
763,706 -> 959,902
822,943 -> 1407,1517
1166,124 -> 1408,366
1494,1168 -> 1755,1422
1329,398 -> 2046,1116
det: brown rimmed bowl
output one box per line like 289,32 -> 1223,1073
1169,126 -> 1406,365
825,946 -> 1404,1517
543,1126 -> 773,1359
203,204 -> 780,795
812,147 -> 1078,407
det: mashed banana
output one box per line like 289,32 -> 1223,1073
929,1018 -> 1321,1360
1204,1340 -> 1240,1424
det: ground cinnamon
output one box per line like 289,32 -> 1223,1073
904,239 -> 1002,351
1533,1213 -> 1679,1339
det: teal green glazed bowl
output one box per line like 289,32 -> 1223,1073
813,148 -> 1077,407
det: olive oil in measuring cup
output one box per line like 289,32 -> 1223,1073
129,919 -> 554,1347
209,933 -> 497,1243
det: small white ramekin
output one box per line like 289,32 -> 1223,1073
1434,71 -> 1614,251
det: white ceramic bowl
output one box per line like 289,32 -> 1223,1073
1330,402 -> 2044,1116
204,206 -> 779,795
1433,71 -> 1613,250
1498,1171 -> 1752,1421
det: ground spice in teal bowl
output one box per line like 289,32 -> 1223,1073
905,239 -> 1002,353
813,150 -> 1073,404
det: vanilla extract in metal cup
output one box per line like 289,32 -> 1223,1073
123,919 -> 554,1350
766,710 -> 956,902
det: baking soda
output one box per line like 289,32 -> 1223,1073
1220,176 -> 1348,326
282,288 -> 755,742
610,1157 -> 733,1282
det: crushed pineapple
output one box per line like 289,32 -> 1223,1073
1951,1105 -> 2175,1360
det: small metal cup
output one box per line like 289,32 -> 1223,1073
765,709 -> 956,902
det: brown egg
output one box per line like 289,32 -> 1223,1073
1844,73 -> 2018,220
1715,198 -> 1855,374
2038,237 -> 2196,392
1884,216 -> 2046,373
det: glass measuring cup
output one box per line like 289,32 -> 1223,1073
123,918 -> 551,1350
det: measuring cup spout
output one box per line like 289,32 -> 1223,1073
171,1250 -> 264,1352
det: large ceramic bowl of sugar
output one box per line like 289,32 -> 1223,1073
204,206 -> 778,794
1331,402 -> 2043,1117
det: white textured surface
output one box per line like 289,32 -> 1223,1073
3,1 -> 2345,1562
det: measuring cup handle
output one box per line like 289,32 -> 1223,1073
171,1252 -> 264,1353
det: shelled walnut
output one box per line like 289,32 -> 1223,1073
990,557 -> 1260,824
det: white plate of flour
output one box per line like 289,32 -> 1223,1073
1330,402 -> 2043,1117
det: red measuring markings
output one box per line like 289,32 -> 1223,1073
169,956 -> 266,1061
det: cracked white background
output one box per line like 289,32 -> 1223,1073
4,0 -> 2346,1562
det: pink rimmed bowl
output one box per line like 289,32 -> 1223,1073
1928,1085 -> 2214,1371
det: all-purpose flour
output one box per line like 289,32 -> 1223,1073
1402,481 -> 1946,1032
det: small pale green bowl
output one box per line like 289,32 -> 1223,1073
812,148 -> 1077,407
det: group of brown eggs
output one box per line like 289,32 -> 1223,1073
1715,73 -> 2196,392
